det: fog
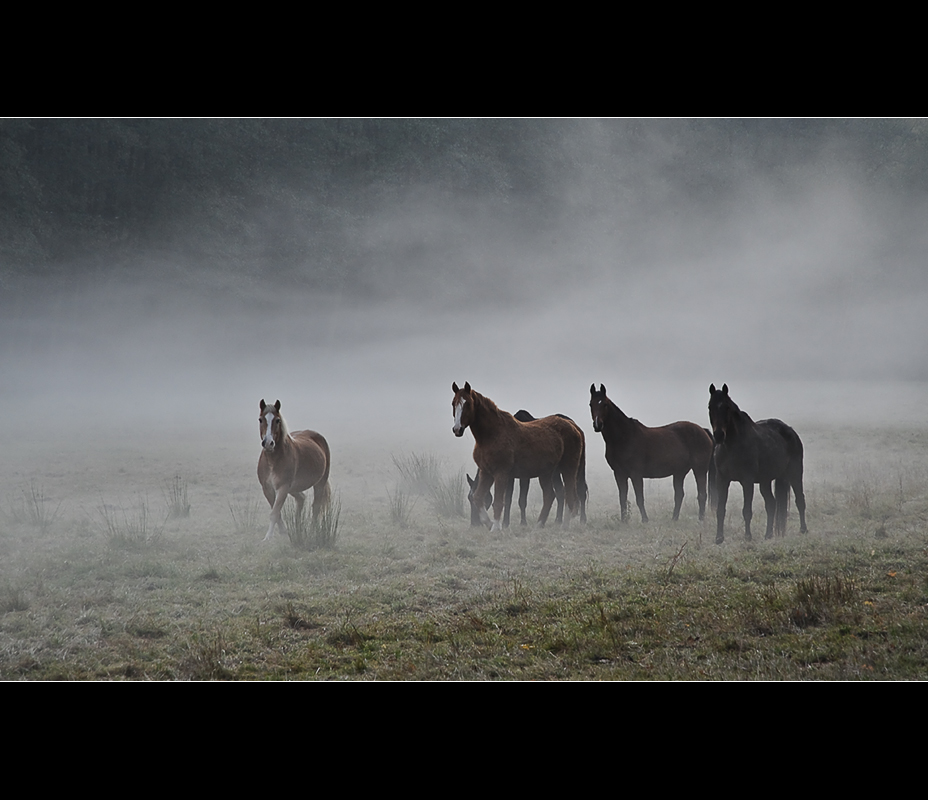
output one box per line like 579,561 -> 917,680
3,120 -> 928,471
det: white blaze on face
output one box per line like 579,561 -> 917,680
263,412 -> 277,449
453,398 -> 466,433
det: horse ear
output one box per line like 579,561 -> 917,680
590,383 -> 596,395
274,399 -> 281,411
464,381 -> 471,392
722,384 -> 728,395
600,384 -> 606,394
452,382 -> 459,393
260,399 -> 266,411
709,384 -> 715,395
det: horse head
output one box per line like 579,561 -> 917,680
589,384 -> 609,433
708,383 -> 737,444
259,398 -> 284,451
451,382 -> 473,437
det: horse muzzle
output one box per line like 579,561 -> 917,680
453,426 -> 464,437
262,438 -> 276,451
592,419 -> 603,433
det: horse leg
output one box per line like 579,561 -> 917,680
518,477 -> 529,526
694,467 -> 708,521
760,482 -> 776,539
503,476 -> 515,529
536,473 -> 556,528
631,475 -> 648,523
264,486 -> 289,541
671,473 -> 685,520
774,478 -> 789,537
715,478 -> 730,544
614,472 -> 630,522
293,490 -> 306,525
741,481 -> 754,541
312,479 -> 331,526
471,470 -> 495,530
553,471 -> 565,524
792,472 -> 808,533
490,475 -> 510,532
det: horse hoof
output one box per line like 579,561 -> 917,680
715,536 -> 724,545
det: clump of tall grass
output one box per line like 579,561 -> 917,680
392,452 -> 465,519
392,452 -> 442,495
181,632 -> 233,680
788,574 -> 860,628
430,468 -> 465,519
8,481 -> 62,533
1,586 -> 29,613
285,494 -> 341,551
229,495 -> 261,535
388,486 -> 416,528
99,497 -> 165,547
163,475 -> 190,519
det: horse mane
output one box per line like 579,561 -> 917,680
278,413 -> 292,440
606,395 -> 633,425
712,389 -> 753,438
471,388 -> 513,425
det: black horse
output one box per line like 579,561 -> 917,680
708,383 -> 807,544
467,410 -> 588,527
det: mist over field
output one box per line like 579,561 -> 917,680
6,120 -> 928,679
2,119 -> 928,454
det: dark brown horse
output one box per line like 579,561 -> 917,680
590,384 -> 712,523
452,382 -> 583,531
708,383 -> 807,544
257,399 -> 331,542
468,409 -> 588,528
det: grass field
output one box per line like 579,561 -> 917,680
1,420 -> 927,680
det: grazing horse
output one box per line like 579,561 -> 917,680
468,410 -> 589,528
452,382 -> 583,531
466,472 -> 493,527
708,383 -> 807,544
257,399 -> 331,542
590,384 -> 712,523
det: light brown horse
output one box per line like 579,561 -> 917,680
590,384 -> 712,523
257,399 -> 331,542
452,382 -> 583,531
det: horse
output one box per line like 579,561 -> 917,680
467,409 -> 589,528
708,383 -> 807,544
452,382 -> 583,532
589,384 -> 713,523
257,399 -> 331,542
466,472 -> 493,527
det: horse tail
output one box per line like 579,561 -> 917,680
577,433 -> 588,522
311,432 -> 332,512
561,419 -> 585,518
704,429 -> 716,511
775,477 -> 790,536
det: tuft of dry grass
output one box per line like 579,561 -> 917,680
98,497 -> 165,547
164,475 -> 190,518
285,494 -> 341,550
7,481 -> 62,533
229,495 -> 261,534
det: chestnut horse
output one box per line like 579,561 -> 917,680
708,383 -> 807,544
467,409 -> 588,527
452,382 -> 583,531
257,399 -> 331,542
590,384 -> 712,523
